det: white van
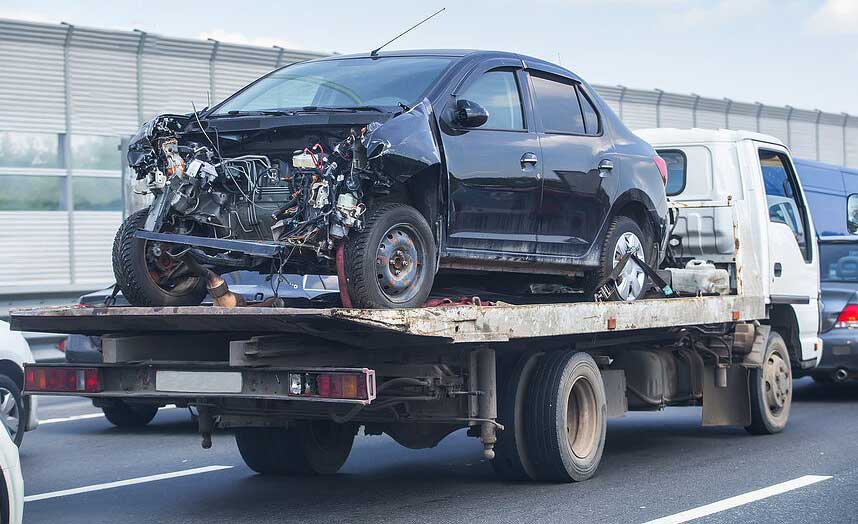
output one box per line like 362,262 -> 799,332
638,128 -> 822,372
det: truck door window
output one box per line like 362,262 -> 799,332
760,149 -> 812,262
530,74 -> 586,135
459,70 -> 524,131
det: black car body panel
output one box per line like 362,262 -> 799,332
127,49 -> 667,283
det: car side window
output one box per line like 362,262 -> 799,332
530,74 -> 586,135
459,70 -> 524,130
760,149 -> 812,262
577,88 -> 601,135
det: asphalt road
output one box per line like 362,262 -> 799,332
18,378 -> 858,524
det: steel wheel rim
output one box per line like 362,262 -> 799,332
763,349 -> 791,417
143,239 -> 201,296
0,387 -> 19,442
612,231 -> 646,301
375,223 -> 426,304
565,376 -> 598,459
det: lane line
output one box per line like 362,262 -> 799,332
642,475 -> 832,524
39,404 -> 179,425
24,465 -> 233,502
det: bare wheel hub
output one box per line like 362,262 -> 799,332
566,377 -> 598,459
376,224 -> 425,303
764,352 -> 790,413
612,231 -> 646,301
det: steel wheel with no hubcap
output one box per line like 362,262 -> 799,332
566,376 -> 599,460
612,231 -> 646,301
375,223 -> 426,304
764,351 -> 791,417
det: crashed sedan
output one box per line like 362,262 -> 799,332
115,50 -> 669,309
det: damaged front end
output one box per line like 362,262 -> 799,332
122,100 -> 441,304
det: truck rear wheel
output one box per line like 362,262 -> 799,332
102,401 -> 158,427
344,204 -> 437,309
113,209 -> 207,307
235,422 -> 356,475
524,351 -> 607,482
492,352 -> 542,481
746,331 -> 792,435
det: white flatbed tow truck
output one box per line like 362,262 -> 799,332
14,129 -> 820,482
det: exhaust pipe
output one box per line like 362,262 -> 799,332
182,254 -> 246,308
835,368 -> 849,382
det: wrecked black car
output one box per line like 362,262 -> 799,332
114,50 -> 669,309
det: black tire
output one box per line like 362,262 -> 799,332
235,421 -> 356,475
102,402 -> 159,427
746,331 -> 792,435
0,375 -> 25,447
492,352 -> 542,481
588,215 -> 651,302
112,208 -> 207,307
524,351 -> 607,482
344,203 -> 437,309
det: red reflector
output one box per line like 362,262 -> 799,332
654,155 -> 668,186
24,366 -> 102,393
837,304 -> 858,327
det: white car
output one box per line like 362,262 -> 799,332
0,427 -> 23,524
0,321 -> 39,446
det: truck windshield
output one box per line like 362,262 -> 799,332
820,243 -> 858,282
212,57 -> 453,115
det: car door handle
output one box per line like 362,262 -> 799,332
774,262 -> 782,277
598,159 -> 614,171
520,152 -> 539,168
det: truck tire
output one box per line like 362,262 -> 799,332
523,351 -> 607,482
102,401 -> 159,427
235,421 -> 356,475
0,375 -> 25,446
746,331 -> 792,435
492,352 -> 542,481
344,204 -> 437,309
588,215 -> 651,302
113,208 -> 207,307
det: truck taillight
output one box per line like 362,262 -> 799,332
24,366 -> 102,393
287,370 -> 376,403
654,155 -> 668,186
835,304 -> 858,329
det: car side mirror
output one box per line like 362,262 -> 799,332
848,194 -> 858,234
454,99 -> 489,128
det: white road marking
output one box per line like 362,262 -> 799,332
39,404 -> 179,425
643,475 -> 832,524
24,465 -> 233,502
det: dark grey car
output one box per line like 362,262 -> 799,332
811,240 -> 858,382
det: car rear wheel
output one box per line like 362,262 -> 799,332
0,375 -> 24,447
113,208 -> 207,307
589,215 -> 651,302
344,204 -> 437,309
235,422 -> 356,475
102,401 -> 159,427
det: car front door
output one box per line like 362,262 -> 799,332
441,59 -> 542,255
526,68 -> 618,257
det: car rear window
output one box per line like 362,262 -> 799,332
658,149 -> 687,196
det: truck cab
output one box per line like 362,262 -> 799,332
638,128 -> 822,371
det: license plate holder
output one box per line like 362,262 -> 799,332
156,370 -> 243,393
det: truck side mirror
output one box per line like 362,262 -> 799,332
848,194 -> 858,234
454,99 -> 489,128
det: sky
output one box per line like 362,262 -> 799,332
2,0 -> 858,114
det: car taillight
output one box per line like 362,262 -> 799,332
287,370 -> 376,403
654,155 -> 668,186
24,366 -> 102,393
835,304 -> 858,329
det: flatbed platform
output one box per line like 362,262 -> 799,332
11,294 -> 764,347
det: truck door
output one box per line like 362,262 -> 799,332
758,146 -> 820,364
525,69 -> 617,257
441,59 -> 542,254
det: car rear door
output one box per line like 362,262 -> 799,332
440,58 -> 542,255
525,67 -> 618,257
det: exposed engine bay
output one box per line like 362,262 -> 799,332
126,100 -> 441,280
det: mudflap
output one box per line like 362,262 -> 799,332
702,365 -> 751,427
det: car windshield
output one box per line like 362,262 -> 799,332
212,57 -> 454,115
820,243 -> 858,282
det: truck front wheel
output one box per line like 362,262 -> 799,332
235,421 -> 356,475
523,351 -> 607,482
746,331 -> 792,435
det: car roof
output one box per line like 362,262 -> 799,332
636,128 -> 787,148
